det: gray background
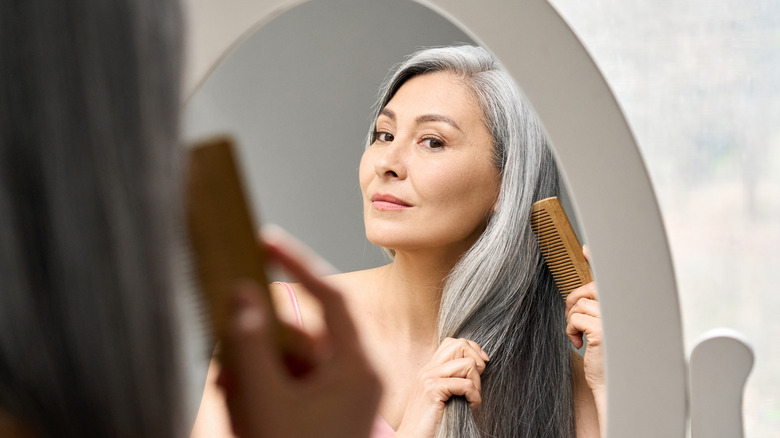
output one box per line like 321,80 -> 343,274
184,0 -> 475,273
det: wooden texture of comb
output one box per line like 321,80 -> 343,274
185,136 -> 271,343
530,197 -> 592,299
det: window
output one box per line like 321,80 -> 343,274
550,1 -> 780,435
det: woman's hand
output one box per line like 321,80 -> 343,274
394,338 -> 489,438
566,246 -> 606,435
218,239 -> 381,438
566,281 -> 604,395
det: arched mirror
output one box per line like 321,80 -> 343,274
183,1 -> 690,437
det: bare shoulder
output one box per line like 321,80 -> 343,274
326,267 -> 383,292
190,359 -> 233,438
571,351 -> 600,437
268,267 -> 384,335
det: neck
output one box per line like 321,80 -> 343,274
370,246 -> 465,344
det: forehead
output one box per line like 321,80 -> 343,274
383,72 -> 482,124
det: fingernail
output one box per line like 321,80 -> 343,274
232,288 -> 252,311
232,287 -> 264,331
237,305 -> 264,331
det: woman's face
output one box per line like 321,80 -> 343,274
359,71 -> 501,256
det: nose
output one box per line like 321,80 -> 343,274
374,140 -> 408,180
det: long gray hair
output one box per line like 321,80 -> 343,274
0,0 -> 185,436
367,45 -> 575,437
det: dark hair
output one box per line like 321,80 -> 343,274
0,0 -> 185,436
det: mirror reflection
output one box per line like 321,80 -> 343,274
186,1 -> 603,437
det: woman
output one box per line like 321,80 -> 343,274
267,45 -> 605,437
0,0 -> 379,436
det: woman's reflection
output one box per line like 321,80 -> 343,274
199,45 -> 605,438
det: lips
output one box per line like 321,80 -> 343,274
371,193 -> 411,210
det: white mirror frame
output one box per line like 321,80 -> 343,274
184,1 -> 687,436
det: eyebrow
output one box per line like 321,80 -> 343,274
379,108 -> 462,132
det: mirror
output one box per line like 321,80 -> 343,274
184,1 -> 687,437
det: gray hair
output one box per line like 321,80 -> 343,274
367,45 -> 575,437
0,0 -> 185,436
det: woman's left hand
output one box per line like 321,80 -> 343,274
565,247 -> 605,398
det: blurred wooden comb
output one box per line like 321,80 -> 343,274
185,136 -> 273,346
530,196 -> 592,300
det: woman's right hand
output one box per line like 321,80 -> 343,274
394,338 -> 489,438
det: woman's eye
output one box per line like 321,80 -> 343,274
373,131 -> 394,143
421,137 -> 445,149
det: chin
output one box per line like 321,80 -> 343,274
365,233 -> 401,250
366,231 -> 412,252
366,233 -> 445,254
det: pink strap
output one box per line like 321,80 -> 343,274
273,281 -> 303,328
370,415 -> 395,438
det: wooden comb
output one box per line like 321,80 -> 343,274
185,136 -> 273,345
530,196 -> 592,300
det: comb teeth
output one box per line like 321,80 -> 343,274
185,136 -> 271,344
530,197 -> 592,300
171,225 -> 215,359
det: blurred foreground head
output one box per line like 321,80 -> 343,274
0,0 -> 186,436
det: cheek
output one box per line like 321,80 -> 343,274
421,170 -> 500,232
420,162 -> 497,205
358,151 -> 372,193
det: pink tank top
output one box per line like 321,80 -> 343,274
273,282 -> 396,438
